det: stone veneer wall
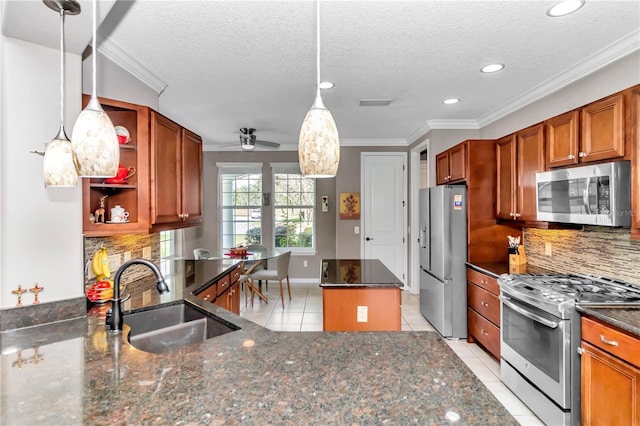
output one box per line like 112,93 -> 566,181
83,233 -> 161,286
524,226 -> 640,285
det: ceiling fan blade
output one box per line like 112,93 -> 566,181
255,139 -> 280,148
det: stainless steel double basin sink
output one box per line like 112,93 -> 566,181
125,301 -> 240,354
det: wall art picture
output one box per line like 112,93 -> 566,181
340,192 -> 360,219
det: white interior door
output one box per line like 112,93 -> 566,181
361,152 -> 407,285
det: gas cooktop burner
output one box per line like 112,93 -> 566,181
499,272 -> 640,307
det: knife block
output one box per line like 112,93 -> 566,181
508,247 -> 527,272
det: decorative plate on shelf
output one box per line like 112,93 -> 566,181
114,125 -> 131,144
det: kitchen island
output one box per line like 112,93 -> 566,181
320,259 -> 403,331
0,260 -> 517,425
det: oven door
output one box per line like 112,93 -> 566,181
500,294 -> 571,409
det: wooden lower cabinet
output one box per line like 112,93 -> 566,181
322,287 -> 400,331
214,282 -> 240,314
466,268 -> 501,360
195,266 -> 241,314
581,316 -> 640,426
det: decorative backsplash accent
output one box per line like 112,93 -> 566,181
524,227 -> 640,285
83,233 -> 161,285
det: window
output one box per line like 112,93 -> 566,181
218,163 -> 263,248
272,163 -> 315,251
159,230 -> 174,276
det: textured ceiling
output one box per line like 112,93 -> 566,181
5,1 -> 640,151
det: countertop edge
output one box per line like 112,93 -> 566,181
576,304 -> 640,338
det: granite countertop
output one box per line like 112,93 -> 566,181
0,260 -> 517,425
576,304 -> 640,338
319,259 -> 403,288
466,261 -> 558,278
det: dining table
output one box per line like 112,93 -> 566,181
202,249 -> 282,304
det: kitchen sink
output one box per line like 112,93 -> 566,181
125,301 -> 240,354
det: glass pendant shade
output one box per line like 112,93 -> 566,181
70,0 -> 119,177
298,93 -> 340,178
298,0 -> 340,178
43,128 -> 78,187
71,98 -> 119,177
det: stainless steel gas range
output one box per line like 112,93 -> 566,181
498,273 -> 640,426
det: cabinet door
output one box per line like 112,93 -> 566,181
581,341 -> 640,426
546,110 -> 580,168
516,123 -> 545,221
496,134 -> 516,220
581,93 -> 625,163
448,143 -> 466,183
631,86 -> 640,235
151,112 -> 182,225
435,151 -> 450,185
229,282 -> 241,314
181,129 -> 203,223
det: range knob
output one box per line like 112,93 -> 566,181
557,297 -> 566,302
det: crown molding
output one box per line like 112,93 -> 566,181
426,119 -> 480,130
477,29 -> 640,128
340,138 -> 408,147
405,121 -> 432,145
97,33 -> 168,95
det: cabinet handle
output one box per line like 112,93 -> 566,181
515,213 -> 521,218
480,301 -> 489,307
185,213 -> 189,219
509,212 -> 514,217
481,279 -> 487,285
599,335 -> 619,347
579,152 -> 586,158
568,154 -> 575,160
481,329 -> 489,336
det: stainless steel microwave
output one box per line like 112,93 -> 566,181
536,161 -> 631,227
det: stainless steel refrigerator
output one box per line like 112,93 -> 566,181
419,185 -> 468,338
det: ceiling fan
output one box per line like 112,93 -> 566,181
238,128 -> 280,151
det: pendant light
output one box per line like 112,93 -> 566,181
71,0 -> 119,177
42,0 -> 81,187
298,0 -> 340,178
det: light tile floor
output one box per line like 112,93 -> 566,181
240,282 -> 545,426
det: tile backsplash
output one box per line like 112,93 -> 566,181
524,226 -> 640,285
83,233 -> 160,285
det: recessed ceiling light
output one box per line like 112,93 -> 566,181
481,63 -> 504,73
443,98 -> 459,105
547,0 -> 585,17
319,81 -> 335,89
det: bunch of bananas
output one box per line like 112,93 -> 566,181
87,247 -> 114,303
91,246 -> 111,281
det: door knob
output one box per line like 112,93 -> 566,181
365,237 -> 374,241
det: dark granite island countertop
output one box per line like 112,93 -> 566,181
0,260 -> 517,425
319,258 -> 403,287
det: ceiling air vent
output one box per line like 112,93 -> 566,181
359,99 -> 392,107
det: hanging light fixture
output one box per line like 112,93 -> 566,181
42,0 -> 81,187
71,0 -> 119,177
298,0 -> 340,178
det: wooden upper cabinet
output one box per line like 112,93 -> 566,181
150,112 -> 203,230
436,142 -> 467,185
181,129 -> 203,224
150,112 -> 182,225
546,109 -> 580,167
496,124 -> 544,221
496,134 -> 516,220
546,93 -> 625,168
581,93 -> 625,163
516,123 -> 545,221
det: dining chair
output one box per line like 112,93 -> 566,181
193,248 -> 211,260
249,251 -> 291,308
246,244 -> 268,290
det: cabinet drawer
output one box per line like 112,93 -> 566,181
196,284 -> 217,302
229,264 -> 242,283
466,269 -> 499,295
468,308 -> 500,360
468,283 -> 500,326
582,316 -> 640,367
216,274 -> 231,296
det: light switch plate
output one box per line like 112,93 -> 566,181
143,246 -> 151,259
357,306 -> 368,322
354,226 -> 360,234
545,243 -> 552,256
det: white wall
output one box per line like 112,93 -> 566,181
0,37 -> 84,308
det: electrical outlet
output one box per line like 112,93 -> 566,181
142,246 -> 151,259
108,254 -> 121,272
303,260 -> 308,267
142,289 -> 152,305
354,226 -> 360,234
357,306 -> 368,322
545,243 -> 553,256
123,251 -> 131,262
